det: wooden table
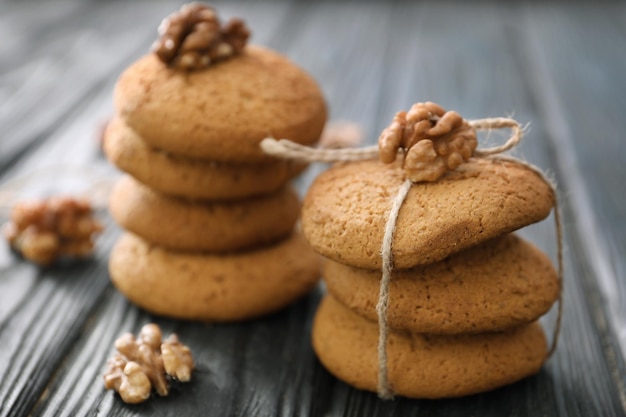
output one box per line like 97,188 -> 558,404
1,1 -> 625,416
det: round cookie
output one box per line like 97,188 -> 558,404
312,295 -> 548,399
103,117 -> 307,200
109,175 -> 300,252
324,233 -> 560,334
109,232 -> 321,321
114,45 -> 327,163
302,158 -> 555,269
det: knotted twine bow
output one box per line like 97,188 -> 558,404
261,103 -> 563,400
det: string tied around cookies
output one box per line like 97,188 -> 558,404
261,101 -> 563,400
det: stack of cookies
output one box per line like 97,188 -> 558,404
103,5 -> 327,321
302,157 -> 560,398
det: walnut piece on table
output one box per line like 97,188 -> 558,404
2,196 -> 103,266
103,354 -> 152,404
161,334 -> 194,382
103,324 -> 195,404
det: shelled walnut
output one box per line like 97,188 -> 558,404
103,355 -> 152,404
378,102 -> 478,182
2,196 -> 103,265
103,324 -> 194,404
152,2 -> 250,70
161,334 -> 194,382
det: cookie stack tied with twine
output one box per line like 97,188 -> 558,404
103,3 -> 327,321
261,102 -> 563,399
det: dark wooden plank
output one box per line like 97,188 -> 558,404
513,2 -> 626,411
28,285 -> 325,417
0,1 -> 88,72
0,1 -> 179,174
0,221 -> 118,417
519,0 -> 626,354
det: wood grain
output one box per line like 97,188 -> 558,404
0,1 -> 625,416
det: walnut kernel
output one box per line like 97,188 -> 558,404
161,334 -> 194,382
114,329 -> 169,396
103,355 -> 152,404
103,324 -> 194,404
152,2 -> 250,70
378,102 -> 477,182
2,196 -> 103,265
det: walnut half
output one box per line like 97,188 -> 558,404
151,2 -> 250,70
2,196 -> 103,265
161,334 -> 194,382
378,102 -> 477,182
103,355 -> 151,404
103,324 -> 194,404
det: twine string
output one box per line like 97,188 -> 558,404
376,178 -> 412,400
469,117 -> 524,156
260,117 -> 524,162
261,116 -> 563,399
488,154 -> 563,357
551,197 -> 564,357
261,138 -> 379,162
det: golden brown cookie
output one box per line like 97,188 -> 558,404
302,158 -> 555,269
324,233 -> 560,334
114,45 -> 327,163
103,117 -> 307,200
109,175 -> 300,252
312,294 -> 547,399
109,232 -> 321,321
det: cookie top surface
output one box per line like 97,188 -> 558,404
312,295 -> 547,399
324,233 -> 560,334
302,157 -> 555,269
103,117 -> 306,200
114,45 -> 327,162
109,232 -> 320,321
109,175 -> 300,252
